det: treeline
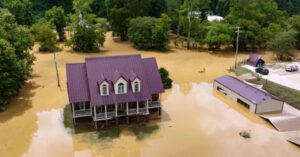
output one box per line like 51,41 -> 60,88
1,0 -> 300,109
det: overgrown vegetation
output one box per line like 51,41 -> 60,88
159,67 -> 173,89
63,104 -> 73,128
229,65 -> 252,76
247,78 -> 300,110
128,16 -> 170,51
0,8 -> 35,110
31,22 -> 58,52
129,123 -> 159,140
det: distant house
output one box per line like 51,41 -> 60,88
207,15 -> 224,22
214,75 -> 284,114
246,53 -> 265,67
66,54 -> 164,128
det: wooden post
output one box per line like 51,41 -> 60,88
137,101 -> 139,113
146,100 -> 149,114
105,104 -> 107,119
115,104 -> 118,117
72,103 -> 76,126
94,106 -> 97,129
53,52 -> 61,87
126,102 -> 129,115
115,104 -> 118,125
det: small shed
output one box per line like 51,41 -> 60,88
246,53 -> 265,67
214,75 -> 284,114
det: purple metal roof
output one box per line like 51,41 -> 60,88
66,54 -> 164,105
215,75 -> 281,104
66,63 -> 90,103
246,53 -> 262,66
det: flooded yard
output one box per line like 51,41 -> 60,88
0,32 -> 299,157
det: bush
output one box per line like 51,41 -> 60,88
159,67 -> 173,89
31,22 -> 58,52
128,16 -> 169,51
204,22 -> 233,50
67,25 -> 105,52
267,29 -> 297,60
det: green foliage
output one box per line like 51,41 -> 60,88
159,67 -> 173,89
275,0 -> 300,15
166,0 -> 182,31
0,8 -> 35,72
107,0 -> 167,41
267,29 -> 297,61
288,15 -> 300,47
63,104 -> 73,128
91,0 -> 107,17
128,16 -> 169,51
0,39 -> 27,109
204,22 -> 233,50
210,0 -> 230,16
68,0 -> 106,52
226,0 -> 286,49
31,22 -> 58,52
3,0 -> 33,25
45,6 -> 67,41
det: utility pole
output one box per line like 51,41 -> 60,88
235,26 -> 240,69
54,52 -> 61,87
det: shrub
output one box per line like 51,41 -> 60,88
159,67 -> 173,89
31,22 -> 58,52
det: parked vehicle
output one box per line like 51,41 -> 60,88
285,64 -> 299,72
255,67 -> 269,75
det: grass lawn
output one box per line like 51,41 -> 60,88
247,78 -> 300,110
229,65 -> 252,76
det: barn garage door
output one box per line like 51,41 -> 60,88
237,99 -> 250,109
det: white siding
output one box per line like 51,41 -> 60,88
213,81 -> 257,113
256,99 -> 283,114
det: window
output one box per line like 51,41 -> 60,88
134,81 -> 139,92
118,83 -> 125,94
100,81 -> 109,96
102,84 -> 108,95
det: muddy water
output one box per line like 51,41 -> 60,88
0,32 -> 299,157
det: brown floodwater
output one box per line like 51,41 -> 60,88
0,32 -> 299,157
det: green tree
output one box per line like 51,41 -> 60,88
128,16 -> 169,50
159,67 -> 173,89
0,39 -> 27,110
31,22 -> 58,52
267,30 -> 297,61
166,0 -> 182,31
0,8 -> 35,72
288,15 -> 300,47
204,22 -> 233,50
45,6 -> 67,41
68,0 -> 106,52
3,0 -> 33,25
226,0 -> 285,49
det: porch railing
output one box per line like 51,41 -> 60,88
128,108 -> 138,115
74,109 -> 91,118
138,107 -> 149,115
148,101 -> 161,109
94,111 -> 116,121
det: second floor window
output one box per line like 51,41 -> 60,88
118,83 -> 125,94
102,84 -> 108,95
134,81 -> 139,92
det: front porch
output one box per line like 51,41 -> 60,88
72,102 -> 92,118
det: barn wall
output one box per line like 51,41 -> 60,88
256,99 -> 283,113
213,81 -> 257,113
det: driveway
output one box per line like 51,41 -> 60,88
243,62 -> 300,91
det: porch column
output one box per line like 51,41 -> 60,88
94,106 -> 97,120
72,103 -> 75,117
126,102 -> 129,115
105,104 -> 107,119
115,104 -> 118,117
146,100 -> 149,113
137,101 -> 139,113
90,103 -> 92,116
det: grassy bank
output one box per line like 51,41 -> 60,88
229,66 -> 252,76
247,78 -> 300,110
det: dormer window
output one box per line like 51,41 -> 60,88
118,83 -> 125,94
114,77 -> 127,94
132,78 -> 141,92
99,81 -> 109,96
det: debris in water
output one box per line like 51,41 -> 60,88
239,130 -> 251,139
